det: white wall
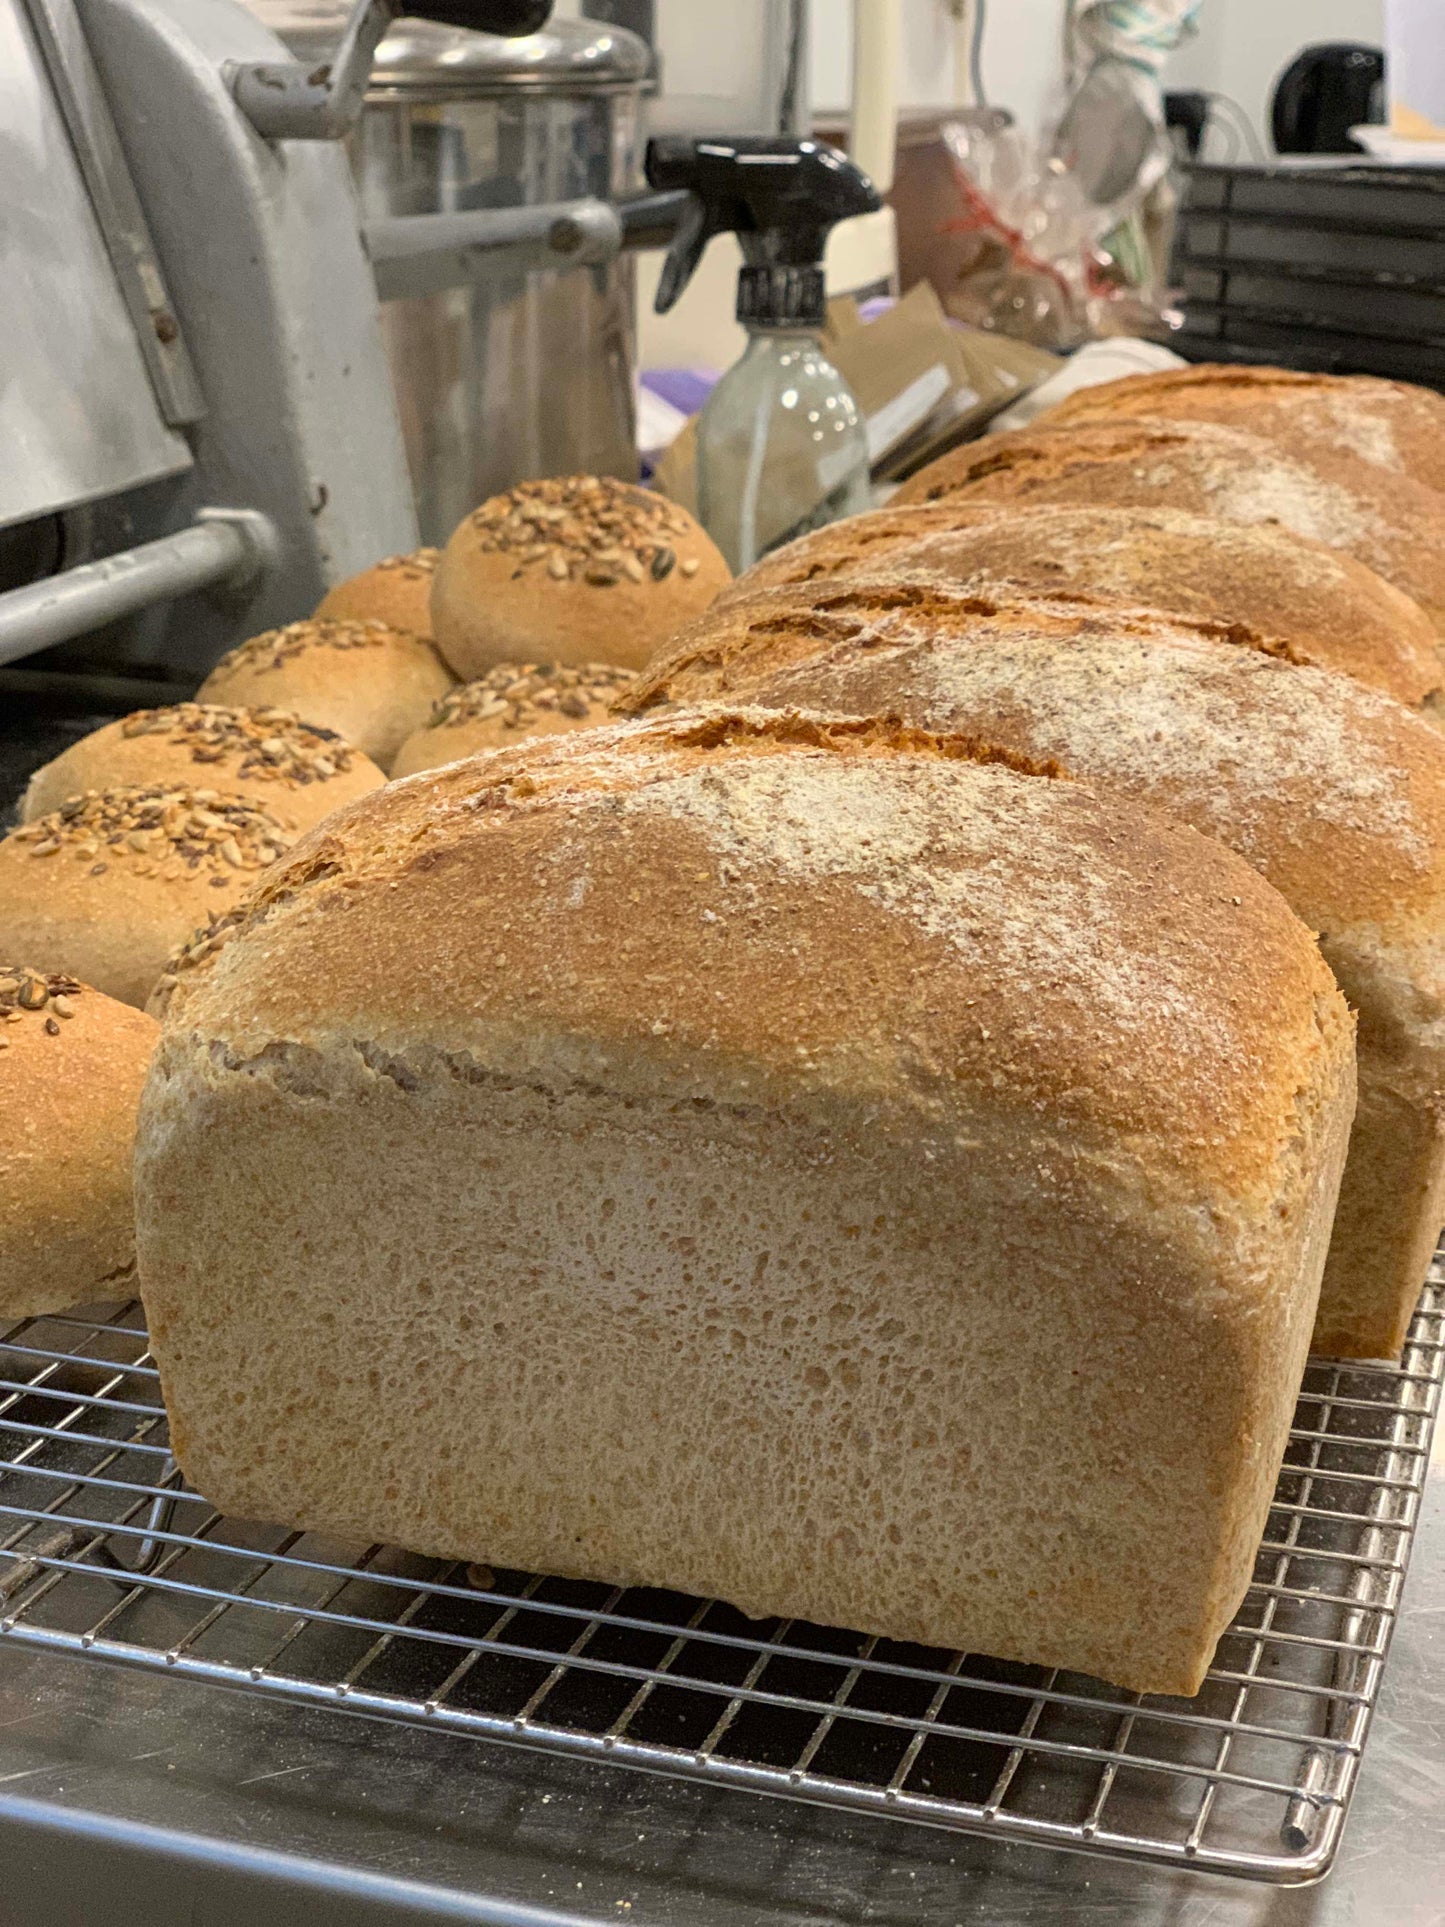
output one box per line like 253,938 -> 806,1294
808,0 -> 1385,149
810,0 -> 1065,135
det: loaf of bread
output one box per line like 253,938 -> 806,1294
136,710 -> 1355,1696
196,619 -> 455,771
313,548 -> 440,637
21,705 -> 386,830
430,475 -> 730,679
1040,362 -> 1445,494
391,662 -> 638,778
892,418 -> 1445,630
627,584 -> 1444,1357
1,966 -> 158,1319
727,502 -> 1445,718
0,787 -> 294,1009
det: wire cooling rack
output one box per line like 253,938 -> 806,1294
0,1269 -> 1440,1887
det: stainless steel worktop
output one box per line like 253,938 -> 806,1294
0,1439 -> 1437,1926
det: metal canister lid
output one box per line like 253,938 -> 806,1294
244,6 -> 649,95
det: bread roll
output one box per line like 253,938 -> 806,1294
21,705 -> 386,830
196,620 -> 455,771
628,582 -> 1444,1358
892,418 -> 1445,630
430,475 -> 730,679
1041,362 -> 1445,494
727,502 -> 1445,718
391,662 -> 639,778
313,548 -> 440,637
136,709 -> 1355,1696
0,787 -> 295,1009
1,967 -> 158,1318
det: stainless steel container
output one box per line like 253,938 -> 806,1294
248,6 -> 651,546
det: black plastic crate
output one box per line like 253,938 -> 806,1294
1170,160 -> 1445,385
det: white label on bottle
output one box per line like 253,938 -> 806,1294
865,363 -> 953,463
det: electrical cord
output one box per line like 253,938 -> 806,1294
970,0 -> 988,108
947,0 -> 988,109
1205,90 -> 1267,163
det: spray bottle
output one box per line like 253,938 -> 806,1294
645,136 -> 882,571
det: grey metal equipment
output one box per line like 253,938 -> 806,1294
227,0 -> 551,141
0,513 -> 275,667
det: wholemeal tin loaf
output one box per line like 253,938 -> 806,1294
626,584 -> 1445,1358
22,705 -> 386,829
136,710 -> 1355,1695
1039,362 -> 1445,494
724,502 -> 1445,718
891,418 -> 1445,631
0,966 -> 158,1318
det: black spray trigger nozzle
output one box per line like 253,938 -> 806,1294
645,135 -> 881,316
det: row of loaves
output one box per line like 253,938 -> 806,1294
14,365 -> 1443,1703
125,361 -> 1445,1701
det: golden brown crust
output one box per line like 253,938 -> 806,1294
137,709 -> 1354,1693
0,786 -> 296,1009
627,584 -> 1445,1356
159,706 -> 1345,1201
725,502 -> 1445,714
196,620 -> 455,771
430,475 -> 731,678
391,661 -> 638,778
891,418 -> 1445,628
626,581 -> 1445,951
21,705 -> 387,829
313,548 -> 440,636
1041,362 -> 1445,493
0,967 -> 158,1317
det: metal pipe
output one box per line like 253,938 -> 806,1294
0,512 -> 274,668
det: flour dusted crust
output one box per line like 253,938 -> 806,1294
430,475 -> 731,678
21,705 -> 386,829
0,786 -> 296,1009
391,661 -> 638,777
726,502 -> 1445,717
0,967 -> 158,1317
892,418 -> 1445,629
197,619 -> 455,771
136,710 -> 1354,1695
628,584 -> 1445,1356
314,548 -> 440,638
1041,362 -> 1445,494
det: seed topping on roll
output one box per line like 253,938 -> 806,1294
426,662 -> 637,732
468,475 -> 703,587
219,619 -> 408,674
0,967 -> 83,1043
11,789 -> 294,884
117,704 -> 356,785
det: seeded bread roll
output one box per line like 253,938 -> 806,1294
391,662 -> 638,778
727,503 -> 1445,718
1,967 -> 158,1319
196,620 -> 455,771
0,788 -> 295,1010
892,418 -> 1445,631
21,705 -> 386,830
1040,363 -> 1445,493
430,475 -> 730,679
313,548 -> 440,638
136,709 -> 1354,1697
628,583 -> 1445,1358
